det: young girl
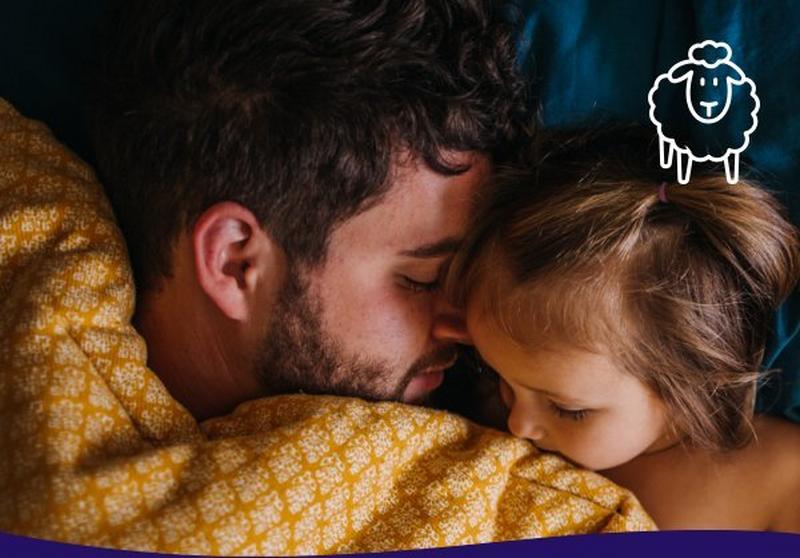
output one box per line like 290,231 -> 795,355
447,127 -> 800,531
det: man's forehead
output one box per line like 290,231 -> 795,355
324,151 -> 489,260
383,150 -> 490,205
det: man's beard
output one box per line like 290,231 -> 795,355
255,268 -> 456,403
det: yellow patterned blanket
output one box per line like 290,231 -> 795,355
0,99 -> 654,555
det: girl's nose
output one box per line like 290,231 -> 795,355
507,399 -> 547,441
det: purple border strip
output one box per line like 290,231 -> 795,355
2,530 -> 799,558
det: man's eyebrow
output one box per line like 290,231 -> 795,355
399,237 -> 462,258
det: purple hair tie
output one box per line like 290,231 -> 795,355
657,182 -> 669,203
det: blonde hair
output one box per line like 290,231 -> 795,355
449,127 -> 800,450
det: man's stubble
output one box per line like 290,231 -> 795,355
256,266 -> 456,403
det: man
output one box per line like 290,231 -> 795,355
90,0 -> 528,419
0,1 -> 653,553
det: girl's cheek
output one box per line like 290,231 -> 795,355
570,422 -> 621,470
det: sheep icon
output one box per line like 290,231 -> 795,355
648,40 -> 760,184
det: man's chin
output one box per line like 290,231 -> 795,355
401,369 -> 446,404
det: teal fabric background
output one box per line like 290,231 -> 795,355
2,0 -> 798,420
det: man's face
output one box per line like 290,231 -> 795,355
257,151 -> 489,404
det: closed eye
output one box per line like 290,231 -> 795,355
548,400 -> 589,421
399,275 -> 440,294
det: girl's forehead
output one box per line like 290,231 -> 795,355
520,348 -> 653,408
471,317 -> 630,398
516,344 -> 626,385
464,255 -> 630,358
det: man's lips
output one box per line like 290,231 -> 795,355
417,354 -> 458,376
402,355 -> 458,402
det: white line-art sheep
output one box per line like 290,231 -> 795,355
648,40 -> 760,184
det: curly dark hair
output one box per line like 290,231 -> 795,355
89,0 -> 530,292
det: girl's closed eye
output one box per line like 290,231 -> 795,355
548,400 -> 590,421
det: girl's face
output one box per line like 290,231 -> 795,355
467,310 -> 673,471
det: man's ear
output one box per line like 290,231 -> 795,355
192,202 -> 284,322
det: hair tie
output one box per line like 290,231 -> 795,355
657,182 -> 669,203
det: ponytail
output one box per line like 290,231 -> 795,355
653,178 -> 799,312
635,177 -> 800,448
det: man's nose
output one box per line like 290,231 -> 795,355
431,297 -> 472,344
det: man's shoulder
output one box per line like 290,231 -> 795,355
0,98 -> 124,304
0,98 -> 103,203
